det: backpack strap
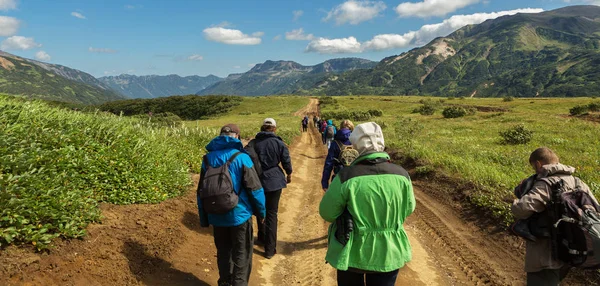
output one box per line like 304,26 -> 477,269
202,155 -> 210,169
226,151 -> 242,166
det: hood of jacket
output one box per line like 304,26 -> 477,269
206,135 -> 244,152
539,163 -> 576,178
255,131 -> 283,142
349,122 -> 385,155
335,128 -> 352,145
327,120 -> 333,125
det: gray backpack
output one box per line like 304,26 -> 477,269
199,152 -> 241,214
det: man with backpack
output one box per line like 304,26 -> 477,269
321,120 -> 328,145
511,147 -> 600,285
324,120 -> 337,149
197,124 -> 266,286
251,118 -> 293,259
302,116 -> 309,133
319,122 -> 415,286
321,120 -> 358,192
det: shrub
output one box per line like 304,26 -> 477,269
321,109 -> 384,122
570,105 -> 589,116
414,104 -> 437,115
503,96 -> 515,102
442,106 -> 468,118
500,124 -> 534,145
131,112 -> 182,127
588,102 -> 600,112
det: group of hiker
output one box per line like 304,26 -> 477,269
197,114 -> 600,286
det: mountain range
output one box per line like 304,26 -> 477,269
98,74 -> 223,99
310,5 -> 600,97
0,51 -> 123,104
197,58 -> 377,96
2,5 -> 600,103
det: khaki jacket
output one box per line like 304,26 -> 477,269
511,164 -> 598,273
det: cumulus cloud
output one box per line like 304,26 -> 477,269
0,16 -> 20,36
293,10 -> 304,21
0,0 -> 17,11
89,47 -> 117,53
285,28 -> 314,41
1,36 -> 41,50
35,51 -> 51,61
273,35 -> 282,41
203,26 -> 262,45
307,8 -> 544,53
395,0 -> 480,18
324,1 -> 387,25
187,54 -> 204,61
71,12 -> 86,19
305,37 -> 362,54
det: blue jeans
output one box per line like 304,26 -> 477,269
337,269 -> 399,286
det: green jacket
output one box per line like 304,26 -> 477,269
319,152 -> 416,272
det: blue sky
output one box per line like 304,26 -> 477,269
0,0 -> 593,78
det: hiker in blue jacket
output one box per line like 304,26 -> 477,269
197,124 -> 266,286
323,120 -> 338,149
321,120 -> 353,191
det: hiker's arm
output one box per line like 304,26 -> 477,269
321,144 -> 337,189
241,155 -> 266,219
319,176 -> 346,223
281,143 -> 293,175
405,178 -> 416,218
197,161 -> 210,227
511,181 -> 551,220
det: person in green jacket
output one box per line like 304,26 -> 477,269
319,122 -> 416,286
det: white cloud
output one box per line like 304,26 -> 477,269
293,10 -> 304,21
187,54 -> 204,61
395,0 -> 480,18
252,31 -> 265,37
233,65 -> 241,69
285,28 -> 315,41
35,51 -> 51,61
0,0 -> 17,11
0,16 -> 20,36
1,36 -> 41,50
203,26 -> 262,45
89,47 -> 117,53
305,37 -> 362,54
307,8 -> 544,53
324,1 -> 387,25
71,12 -> 86,19
273,35 -> 282,41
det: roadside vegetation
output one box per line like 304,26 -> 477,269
319,96 -> 600,225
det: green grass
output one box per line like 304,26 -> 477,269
320,96 -> 600,224
186,96 -> 310,144
0,95 -> 216,250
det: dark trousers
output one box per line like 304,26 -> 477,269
337,269 -> 399,286
213,219 -> 253,286
527,267 -> 570,286
257,189 -> 282,256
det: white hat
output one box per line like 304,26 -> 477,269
349,122 -> 385,155
263,118 -> 277,127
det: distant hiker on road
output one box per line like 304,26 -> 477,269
511,147 -> 600,286
321,120 -> 358,192
197,124 -> 266,286
302,116 -> 309,133
324,120 -> 337,149
253,118 -> 293,259
319,122 -> 415,286
313,116 -> 319,129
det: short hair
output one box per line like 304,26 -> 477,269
529,147 -> 559,165
340,120 -> 355,131
261,125 -> 276,132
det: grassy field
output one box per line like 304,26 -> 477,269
186,96 -> 310,144
319,96 -> 600,224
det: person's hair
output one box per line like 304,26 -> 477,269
529,147 -> 559,165
340,120 -> 354,131
261,125 -> 276,132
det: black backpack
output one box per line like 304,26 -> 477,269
244,140 -> 263,177
544,178 -> 600,269
198,152 -> 242,214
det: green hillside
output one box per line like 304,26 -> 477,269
313,6 -> 600,97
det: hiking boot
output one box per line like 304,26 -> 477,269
264,250 -> 276,259
510,220 -> 537,242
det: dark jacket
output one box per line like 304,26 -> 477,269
321,128 -> 352,189
254,132 -> 293,192
197,135 -> 266,227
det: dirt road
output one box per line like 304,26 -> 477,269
2,99 -> 597,286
